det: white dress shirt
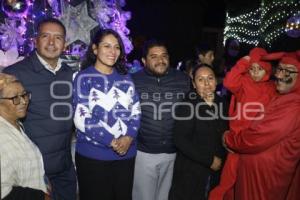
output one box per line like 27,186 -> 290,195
36,52 -> 62,74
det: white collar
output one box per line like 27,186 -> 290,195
36,52 -> 62,74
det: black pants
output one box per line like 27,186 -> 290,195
75,153 -> 135,200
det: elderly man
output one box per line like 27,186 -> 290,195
223,52 -> 300,200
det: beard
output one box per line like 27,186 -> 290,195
149,63 -> 169,77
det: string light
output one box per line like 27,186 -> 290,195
286,21 -> 300,30
224,0 -> 300,47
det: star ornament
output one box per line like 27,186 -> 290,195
0,47 -> 24,68
59,1 -> 98,45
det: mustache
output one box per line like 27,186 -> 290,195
155,63 -> 167,67
276,77 -> 293,84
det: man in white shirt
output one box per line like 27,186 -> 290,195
3,18 -> 77,200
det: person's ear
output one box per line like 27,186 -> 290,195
192,80 -> 196,88
92,44 -> 98,55
34,38 -> 37,48
63,43 -> 67,51
199,54 -> 204,62
142,58 -> 146,66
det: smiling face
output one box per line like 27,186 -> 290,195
35,22 -> 66,67
275,63 -> 298,94
248,63 -> 267,82
142,46 -> 170,76
0,82 -> 29,124
93,34 -> 121,71
193,66 -> 217,101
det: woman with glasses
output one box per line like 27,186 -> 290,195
0,73 -> 50,200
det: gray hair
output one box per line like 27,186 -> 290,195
0,73 -> 18,98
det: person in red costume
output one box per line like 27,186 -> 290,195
209,47 -> 277,200
222,51 -> 300,200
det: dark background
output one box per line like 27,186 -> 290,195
125,0 -> 227,64
0,0 -> 298,66
124,0 -> 299,66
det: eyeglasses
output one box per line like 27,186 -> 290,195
276,67 -> 298,76
0,92 -> 31,105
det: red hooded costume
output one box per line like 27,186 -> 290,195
209,48 -> 277,200
223,52 -> 300,200
224,47 -> 276,134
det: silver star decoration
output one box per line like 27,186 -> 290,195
59,1 -> 98,45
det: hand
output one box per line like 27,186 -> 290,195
243,56 -> 250,61
113,136 -> 133,155
210,156 -> 222,171
44,176 -> 52,197
110,138 -> 118,148
45,194 -> 51,200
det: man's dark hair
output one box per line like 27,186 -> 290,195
36,18 -> 66,37
195,43 -> 214,56
142,39 -> 168,58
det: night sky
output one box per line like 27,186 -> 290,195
124,0 -> 299,64
0,0 -> 297,65
124,0 -> 226,64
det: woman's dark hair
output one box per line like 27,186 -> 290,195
81,29 -> 127,74
192,63 -> 214,80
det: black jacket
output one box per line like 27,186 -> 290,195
3,53 -> 74,175
132,68 -> 190,153
169,90 -> 228,200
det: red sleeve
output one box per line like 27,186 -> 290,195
286,163 -> 300,200
225,102 -> 299,154
223,58 -> 250,94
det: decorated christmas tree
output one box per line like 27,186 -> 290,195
224,0 -> 299,51
0,0 -> 133,68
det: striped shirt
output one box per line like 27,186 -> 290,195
0,116 -> 47,198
